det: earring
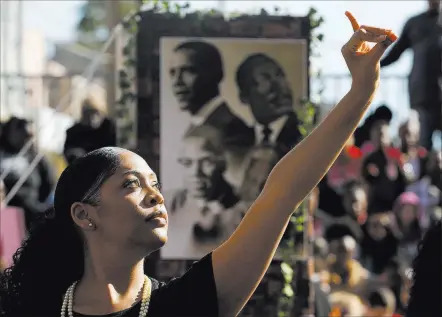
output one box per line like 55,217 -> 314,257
88,222 -> 94,228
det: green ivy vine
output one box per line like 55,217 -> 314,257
115,6 -> 139,149
277,9 -> 324,317
118,2 -> 324,316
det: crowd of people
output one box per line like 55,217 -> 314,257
306,105 -> 441,316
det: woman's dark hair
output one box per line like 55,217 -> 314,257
406,220 -> 441,317
342,179 -> 365,191
0,117 -> 29,153
0,147 -> 123,316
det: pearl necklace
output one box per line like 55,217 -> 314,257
61,275 -> 152,317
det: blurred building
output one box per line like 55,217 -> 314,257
0,1 -> 25,120
0,1 -> 111,153
40,43 -> 111,153
0,2 -> 71,153
47,42 -> 110,119
0,2 -> 50,120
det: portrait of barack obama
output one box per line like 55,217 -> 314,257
169,40 -> 255,149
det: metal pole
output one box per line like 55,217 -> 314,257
2,1 -> 10,118
292,196 -> 315,317
106,0 -> 120,119
17,0 -> 23,103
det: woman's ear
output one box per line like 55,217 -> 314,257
71,202 -> 96,230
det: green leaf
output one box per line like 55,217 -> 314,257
119,80 -> 131,90
119,70 -> 128,79
162,1 -> 170,12
174,3 -> 181,14
307,106 -> 315,118
123,45 -> 132,56
282,284 -> 294,298
228,11 -> 242,19
281,262 -> 293,280
129,21 -> 138,34
299,126 -> 307,136
307,7 -> 317,17
260,8 -> 269,16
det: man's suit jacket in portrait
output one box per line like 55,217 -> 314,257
186,96 -> 255,150
253,112 -> 302,159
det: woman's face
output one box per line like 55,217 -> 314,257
343,187 -> 368,224
400,124 -> 419,148
367,217 -> 387,241
370,121 -> 390,147
86,151 -> 168,253
398,204 -> 417,226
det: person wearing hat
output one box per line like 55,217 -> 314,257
354,104 -> 393,148
362,125 -> 407,214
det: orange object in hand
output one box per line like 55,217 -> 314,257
387,31 -> 398,41
345,11 -> 360,32
345,10 -> 398,42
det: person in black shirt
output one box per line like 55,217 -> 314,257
360,213 -> 399,274
0,13 -> 395,317
64,99 -> 116,165
353,104 -> 392,148
0,117 -> 57,230
406,220 -> 441,317
362,146 -> 407,213
380,0 -> 441,150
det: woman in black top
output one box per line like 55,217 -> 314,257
406,220 -> 441,317
0,13 -> 395,317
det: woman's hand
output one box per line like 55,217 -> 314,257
342,11 -> 397,95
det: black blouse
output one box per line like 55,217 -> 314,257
74,253 -> 218,317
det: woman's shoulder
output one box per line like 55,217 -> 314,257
149,253 -> 218,316
152,253 -> 215,293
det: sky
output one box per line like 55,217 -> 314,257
23,0 -> 427,76
22,0 -> 435,136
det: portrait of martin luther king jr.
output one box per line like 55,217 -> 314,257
169,40 -> 255,150
235,53 -> 302,158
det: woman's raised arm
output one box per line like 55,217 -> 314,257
212,12 -> 397,316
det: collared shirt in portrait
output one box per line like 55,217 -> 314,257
254,115 -> 289,145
